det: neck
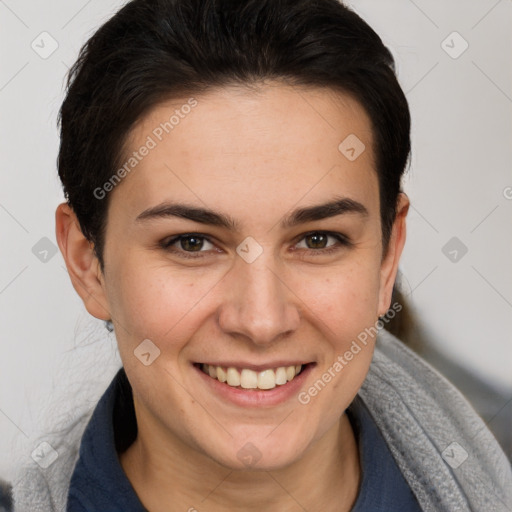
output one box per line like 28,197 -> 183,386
120,409 -> 361,512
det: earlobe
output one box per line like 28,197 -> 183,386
377,193 -> 409,317
55,202 -> 111,321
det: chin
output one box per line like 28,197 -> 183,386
203,430 -> 311,472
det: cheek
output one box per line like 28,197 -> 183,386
295,258 -> 382,336
292,263 -> 380,419
106,257 -> 222,352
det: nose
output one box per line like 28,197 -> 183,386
217,251 -> 300,346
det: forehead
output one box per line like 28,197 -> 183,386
109,82 -> 378,223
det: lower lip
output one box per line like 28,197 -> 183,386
193,363 -> 316,407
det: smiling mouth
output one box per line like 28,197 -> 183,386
194,362 -> 313,391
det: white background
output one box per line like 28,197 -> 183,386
1,0 -> 511,479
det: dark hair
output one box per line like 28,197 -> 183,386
57,0 -> 410,273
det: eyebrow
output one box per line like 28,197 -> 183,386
135,196 -> 368,231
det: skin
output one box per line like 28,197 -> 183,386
56,81 -> 408,512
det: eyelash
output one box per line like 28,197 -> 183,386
160,231 -> 352,260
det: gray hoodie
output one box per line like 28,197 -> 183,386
10,329 -> 512,511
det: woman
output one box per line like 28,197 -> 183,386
11,0 -> 512,510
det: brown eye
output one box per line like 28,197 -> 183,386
294,231 -> 352,256
161,233 -> 216,258
179,236 -> 205,252
304,233 -> 329,249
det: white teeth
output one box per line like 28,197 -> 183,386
258,369 -> 277,390
200,363 -> 304,390
217,366 -> 227,383
240,369 -> 258,389
226,367 -> 241,386
275,367 -> 287,385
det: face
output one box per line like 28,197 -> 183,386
60,82 -> 407,471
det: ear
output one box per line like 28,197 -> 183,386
377,193 -> 409,317
55,202 -> 111,321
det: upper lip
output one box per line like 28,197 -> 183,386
195,361 -> 314,372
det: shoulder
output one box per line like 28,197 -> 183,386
359,329 -> 512,511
